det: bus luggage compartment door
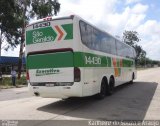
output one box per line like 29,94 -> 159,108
27,51 -> 74,83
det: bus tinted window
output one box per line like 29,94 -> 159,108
92,28 -> 101,51
116,41 -> 124,57
116,40 -> 135,58
80,21 -> 92,48
80,21 -> 117,55
80,21 -> 135,59
100,34 -> 116,55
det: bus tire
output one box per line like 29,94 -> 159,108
130,73 -> 135,84
96,78 -> 107,99
107,76 -> 115,95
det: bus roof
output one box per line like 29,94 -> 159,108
26,15 -> 75,28
26,15 -> 135,51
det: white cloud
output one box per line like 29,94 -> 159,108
57,0 -> 119,35
125,4 -> 148,29
58,0 -> 117,22
2,0 -> 159,60
125,0 -> 141,5
1,45 -> 20,57
137,20 -> 160,38
137,20 -> 160,60
57,1 -> 148,35
98,3 -> 148,36
57,0 -> 159,60
132,3 -> 148,13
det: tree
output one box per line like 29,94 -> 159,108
123,30 -> 146,65
0,0 -> 61,78
31,0 -> 60,19
16,0 -> 30,79
137,49 -> 147,66
0,0 -> 23,56
123,31 -> 140,47
123,31 -> 160,67
16,0 -> 61,79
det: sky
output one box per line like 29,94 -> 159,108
2,0 -> 160,60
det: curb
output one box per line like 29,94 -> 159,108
0,85 -> 27,89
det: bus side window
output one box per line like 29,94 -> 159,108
80,21 -> 93,49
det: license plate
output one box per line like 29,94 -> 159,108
46,84 -> 55,87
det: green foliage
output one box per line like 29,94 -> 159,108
18,0 -> 61,79
152,60 -> 160,66
0,0 -> 61,51
123,30 -> 160,67
0,0 -> 23,50
123,30 -> 146,65
0,0 -> 61,78
31,0 -> 60,19
123,31 -> 140,47
137,57 -> 160,67
0,76 -> 27,87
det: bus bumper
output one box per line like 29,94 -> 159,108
28,82 -> 83,98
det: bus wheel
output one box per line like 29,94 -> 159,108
107,77 -> 115,95
96,79 -> 107,99
130,73 -> 135,84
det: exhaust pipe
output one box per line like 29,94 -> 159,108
34,92 -> 40,96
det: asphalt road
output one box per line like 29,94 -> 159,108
0,68 -> 160,126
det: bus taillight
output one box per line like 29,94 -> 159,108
74,67 -> 81,82
26,70 -> 30,80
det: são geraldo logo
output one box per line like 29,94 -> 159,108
32,31 -> 54,44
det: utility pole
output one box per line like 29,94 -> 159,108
0,31 -> 1,75
145,56 -> 146,68
17,0 -> 26,79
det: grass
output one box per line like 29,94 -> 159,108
0,76 -> 27,88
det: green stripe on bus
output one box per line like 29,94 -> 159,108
74,52 -> 111,67
27,52 -> 134,69
26,24 -> 73,45
123,59 -> 133,67
27,52 -> 73,69
62,24 -> 73,40
26,27 -> 57,45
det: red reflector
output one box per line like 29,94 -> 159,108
26,70 -> 29,80
43,16 -> 52,21
74,67 -> 81,82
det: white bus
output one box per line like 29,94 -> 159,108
25,15 -> 136,99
